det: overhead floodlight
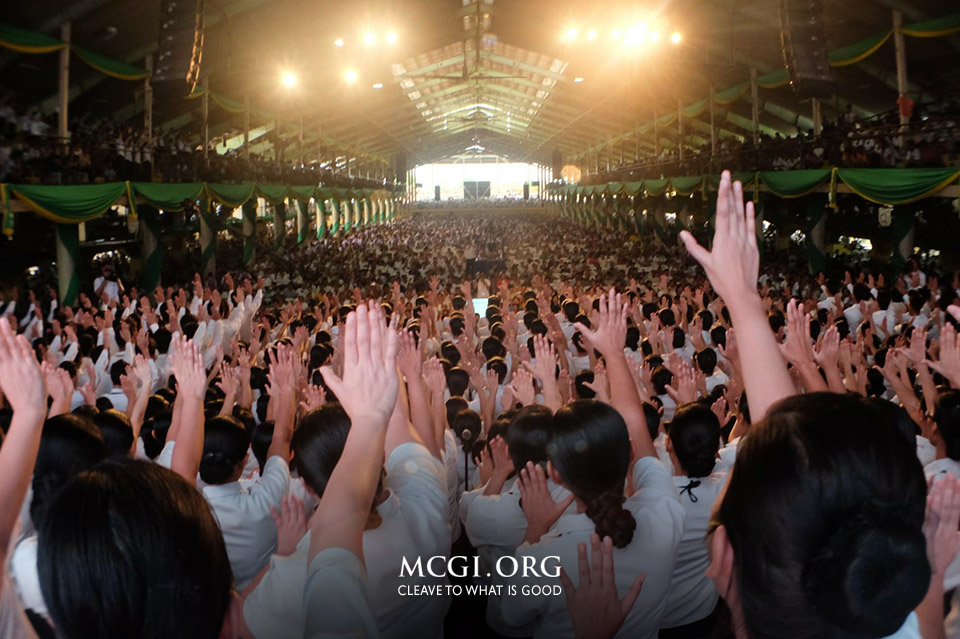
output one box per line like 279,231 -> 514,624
386,31 -> 398,44
573,77 -> 584,83
364,32 -> 377,46
334,37 -> 344,47
281,71 -> 297,88
564,27 -> 579,41
345,69 -> 358,83
372,82 -> 384,89
586,29 -> 597,40
671,32 -> 682,44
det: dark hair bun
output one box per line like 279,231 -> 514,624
585,491 -> 636,549
803,504 -> 930,637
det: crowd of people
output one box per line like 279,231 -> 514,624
414,198 -> 548,210
0,171 -> 960,639
582,102 -> 960,185
0,93 -> 392,190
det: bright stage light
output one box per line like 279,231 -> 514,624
586,29 -> 597,40
573,76 -> 584,83
671,32 -> 682,44
611,29 -> 622,40
565,27 -> 579,41
624,23 -> 647,47
372,82 -> 384,89
386,31 -> 398,44
648,31 -> 660,42
334,37 -> 344,47
281,71 -> 297,88
345,69 -> 358,84
364,32 -> 377,45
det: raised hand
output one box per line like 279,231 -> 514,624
216,361 -> 240,399
679,171 -> 758,302
927,322 -> 960,389
559,534 -> 645,639
483,435 -> 515,496
509,367 -> 536,407
271,494 -> 308,557
575,289 -> 628,358
299,383 -> 326,415
779,300 -> 816,369
398,329 -> 423,380
41,361 -> 71,418
519,461 -> 575,543
584,362 -> 610,403
319,301 -> 399,429
665,359 -> 698,405
170,336 -> 206,400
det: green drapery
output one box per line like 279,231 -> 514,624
139,205 -> 164,290
329,200 -> 340,236
900,13 -> 960,37
892,205 -> 917,271
0,22 -> 65,53
805,196 -> 828,275
199,200 -> 217,276
644,178 -> 669,197
72,46 -> 151,80
55,224 -> 80,306
756,69 -> 789,89
837,168 -> 960,205
828,31 -> 892,66
131,182 -> 204,211
760,169 -> 832,198
713,82 -> 749,105
207,183 -> 257,209
296,199 -> 312,243
671,176 -> 704,196
10,182 -> 127,223
257,185 -> 290,205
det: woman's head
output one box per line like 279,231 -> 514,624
93,409 -> 135,457
710,393 -> 929,639
38,459 -> 233,639
292,404 -> 351,497
667,403 -> 720,478
31,414 -> 107,530
548,400 -> 636,548
199,416 -> 250,485
506,405 -> 553,471
452,409 -> 482,453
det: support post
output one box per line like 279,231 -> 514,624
893,10 -> 910,140
243,93 -> 250,161
199,200 -> 216,278
750,67 -> 760,146
812,98 -> 823,135
296,198 -> 307,244
144,55 -> 153,145
55,224 -> 80,306
677,98 -> 684,160
140,207 -> 163,290
58,23 -> 70,145
242,201 -> 257,267
202,76 -> 209,163
709,84 -> 716,155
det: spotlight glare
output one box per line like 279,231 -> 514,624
565,27 -> 579,41
334,37 -> 344,47
372,82 -> 384,89
648,31 -> 660,42
586,29 -> 597,40
671,32 -> 682,44
611,29 -> 622,39
364,32 -> 376,45
281,71 -> 297,88
624,23 -> 647,47
573,76 -> 584,83
345,69 -> 358,84
386,31 -> 398,44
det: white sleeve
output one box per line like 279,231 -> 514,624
304,549 -> 380,639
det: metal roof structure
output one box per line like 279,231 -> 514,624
3,0 -> 960,170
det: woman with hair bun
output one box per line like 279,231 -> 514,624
707,393 -> 930,639
500,291 -> 685,639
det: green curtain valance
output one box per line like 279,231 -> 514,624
828,31 -> 892,67
131,182 -> 205,211
549,167 -> 960,207
10,182 -> 126,223
900,13 -> 960,38
837,168 -> 960,205
72,46 -> 150,80
759,169 -> 832,198
256,185 -> 290,205
0,22 -> 65,53
206,183 -> 257,208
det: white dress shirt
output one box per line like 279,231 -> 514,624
203,455 -> 290,590
500,457 -> 685,639
304,548 -> 380,639
243,442 -> 450,639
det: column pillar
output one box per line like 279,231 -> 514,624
893,11 -> 909,129
806,197 -> 827,275
893,205 -> 916,270
144,55 -> 153,145
296,199 -> 307,244
812,98 -> 823,135
140,206 -> 163,289
56,224 -> 80,306
709,84 -> 716,155
750,67 -> 760,147
199,200 -> 216,278
677,98 -> 684,160
202,76 -> 209,163
242,200 -> 257,267
273,200 -> 287,249
58,23 -> 70,145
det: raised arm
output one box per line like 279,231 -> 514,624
309,301 -> 399,562
680,171 -> 795,421
398,329 -> 440,458
575,290 -> 655,461
0,317 -> 46,569
169,337 -> 207,484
